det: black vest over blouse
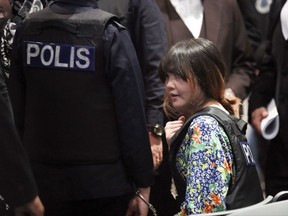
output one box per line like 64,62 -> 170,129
169,107 -> 263,211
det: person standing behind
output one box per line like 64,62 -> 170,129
0,1 -> 44,215
7,0 -> 154,215
248,0 -> 288,196
237,0 -> 273,195
156,0 -> 256,104
98,0 -> 167,170
1,0 -> 47,80
153,1 -> 256,214
161,38 -> 263,215
0,70 -> 44,216
237,0 -> 272,57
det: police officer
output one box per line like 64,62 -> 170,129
7,0 -> 154,215
98,0 -> 167,170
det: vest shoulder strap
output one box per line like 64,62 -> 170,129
169,107 -> 247,147
98,0 -> 130,27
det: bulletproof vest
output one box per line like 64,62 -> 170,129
19,8 -> 121,164
169,107 -> 263,210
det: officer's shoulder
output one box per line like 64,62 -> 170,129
107,18 -> 126,31
96,8 -> 124,29
103,18 -> 128,42
104,19 -> 127,40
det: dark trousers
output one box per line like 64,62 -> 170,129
265,135 -> 288,196
44,194 -> 131,216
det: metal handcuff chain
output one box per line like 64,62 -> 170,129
135,190 -> 158,216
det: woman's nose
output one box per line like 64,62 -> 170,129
165,78 -> 175,89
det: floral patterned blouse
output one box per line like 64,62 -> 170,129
175,115 -> 235,215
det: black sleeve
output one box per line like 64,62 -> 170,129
248,1 -> 280,122
225,0 -> 257,100
128,0 -> 167,126
237,0 -> 262,52
104,22 -> 154,187
0,68 -> 38,207
237,0 -> 271,65
6,21 -> 26,139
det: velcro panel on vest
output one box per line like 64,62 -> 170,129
20,8 -> 121,165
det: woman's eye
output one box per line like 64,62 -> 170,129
174,74 -> 182,80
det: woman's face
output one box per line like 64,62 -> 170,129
165,73 -> 199,114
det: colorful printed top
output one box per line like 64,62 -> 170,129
175,115 -> 235,215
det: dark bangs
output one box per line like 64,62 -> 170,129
158,45 -> 192,82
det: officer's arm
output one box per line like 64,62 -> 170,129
103,21 -> 154,190
104,20 -> 153,215
133,0 -> 166,126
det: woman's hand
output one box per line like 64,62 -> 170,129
251,107 -> 268,135
165,116 -> 185,143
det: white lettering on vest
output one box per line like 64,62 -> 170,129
25,41 -> 95,72
41,45 -> 54,66
70,47 -> 75,68
55,45 -> 68,68
76,48 -> 90,69
27,43 -> 40,65
240,142 -> 256,165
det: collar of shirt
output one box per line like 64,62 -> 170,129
170,0 -> 203,38
281,0 -> 288,40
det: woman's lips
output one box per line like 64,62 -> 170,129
170,93 -> 178,101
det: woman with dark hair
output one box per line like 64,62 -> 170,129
159,38 -> 235,121
159,38 -> 262,215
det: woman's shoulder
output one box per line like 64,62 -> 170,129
188,115 -> 228,139
190,114 -> 220,128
